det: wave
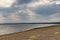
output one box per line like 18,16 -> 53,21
0,24 -> 58,35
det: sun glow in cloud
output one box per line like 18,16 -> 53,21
0,0 -> 15,7
55,1 -> 60,5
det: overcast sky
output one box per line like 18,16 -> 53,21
0,0 -> 60,23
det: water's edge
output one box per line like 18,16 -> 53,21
0,24 -> 58,35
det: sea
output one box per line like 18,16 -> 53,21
0,24 -> 58,35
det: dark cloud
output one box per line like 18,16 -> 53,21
0,4 -> 21,18
31,4 -> 60,16
17,0 -> 33,4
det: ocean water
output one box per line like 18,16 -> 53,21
0,24 -> 58,35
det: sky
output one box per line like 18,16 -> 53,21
0,0 -> 60,23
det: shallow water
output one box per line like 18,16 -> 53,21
0,24 -> 58,35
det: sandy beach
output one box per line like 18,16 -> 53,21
0,24 -> 60,40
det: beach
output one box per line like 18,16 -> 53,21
0,24 -> 60,40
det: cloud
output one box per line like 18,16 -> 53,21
16,0 -> 33,4
27,0 -> 52,7
0,0 -> 15,7
0,13 -> 5,23
48,13 -> 60,22
0,0 -> 60,23
31,4 -> 60,16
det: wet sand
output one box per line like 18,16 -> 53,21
0,24 -> 60,40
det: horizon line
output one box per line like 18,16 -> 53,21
0,22 -> 60,25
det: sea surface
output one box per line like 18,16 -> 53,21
0,24 -> 58,35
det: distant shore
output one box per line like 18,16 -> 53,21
0,22 -> 60,25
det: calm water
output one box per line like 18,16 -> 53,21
0,24 -> 58,35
